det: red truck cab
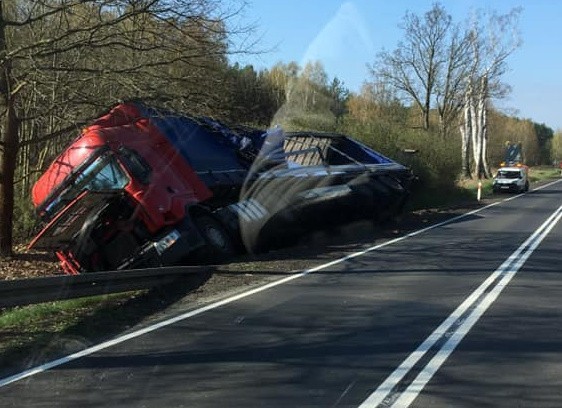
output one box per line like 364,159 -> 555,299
30,103 -> 214,273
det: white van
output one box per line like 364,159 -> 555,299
492,166 -> 529,193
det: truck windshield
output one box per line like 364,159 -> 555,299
43,153 -> 129,218
75,154 -> 129,191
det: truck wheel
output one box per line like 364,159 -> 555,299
524,181 -> 530,192
193,215 -> 236,261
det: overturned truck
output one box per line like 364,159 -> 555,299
29,102 -> 414,274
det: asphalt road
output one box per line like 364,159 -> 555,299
1,180 -> 561,407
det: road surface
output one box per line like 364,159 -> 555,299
1,180 -> 561,407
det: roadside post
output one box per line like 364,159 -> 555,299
477,181 -> 482,202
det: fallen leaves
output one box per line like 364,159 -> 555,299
0,245 -> 60,280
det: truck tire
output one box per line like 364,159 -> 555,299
193,215 -> 236,262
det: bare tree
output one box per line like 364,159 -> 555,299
370,3 -> 520,179
435,22 -> 472,139
373,3 -> 452,130
0,0 -> 252,256
459,8 -> 522,179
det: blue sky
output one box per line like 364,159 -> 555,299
231,0 -> 562,130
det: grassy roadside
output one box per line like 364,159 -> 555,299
528,166 -> 562,182
1,165 -> 560,378
408,165 -> 561,210
0,272 -> 213,378
0,294 -> 143,374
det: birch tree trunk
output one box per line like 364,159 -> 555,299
460,91 -> 472,178
478,75 -> 492,178
469,84 -> 483,179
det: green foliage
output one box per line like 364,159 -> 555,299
0,295 -> 132,328
260,61 -> 349,132
528,166 -> 561,182
340,114 -> 461,190
0,293 -> 142,369
327,77 -> 350,123
552,132 -> 562,163
488,111 -> 555,167
534,122 -> 554,164
346,83 -> 410,128
222,64 -> 283,126
272,105 -> 337,132
13,195 -> 39,242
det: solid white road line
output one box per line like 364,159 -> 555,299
359,202 -> 562,408
1,180 -> 560,389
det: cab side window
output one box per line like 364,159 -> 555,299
119,147 -> 152,185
